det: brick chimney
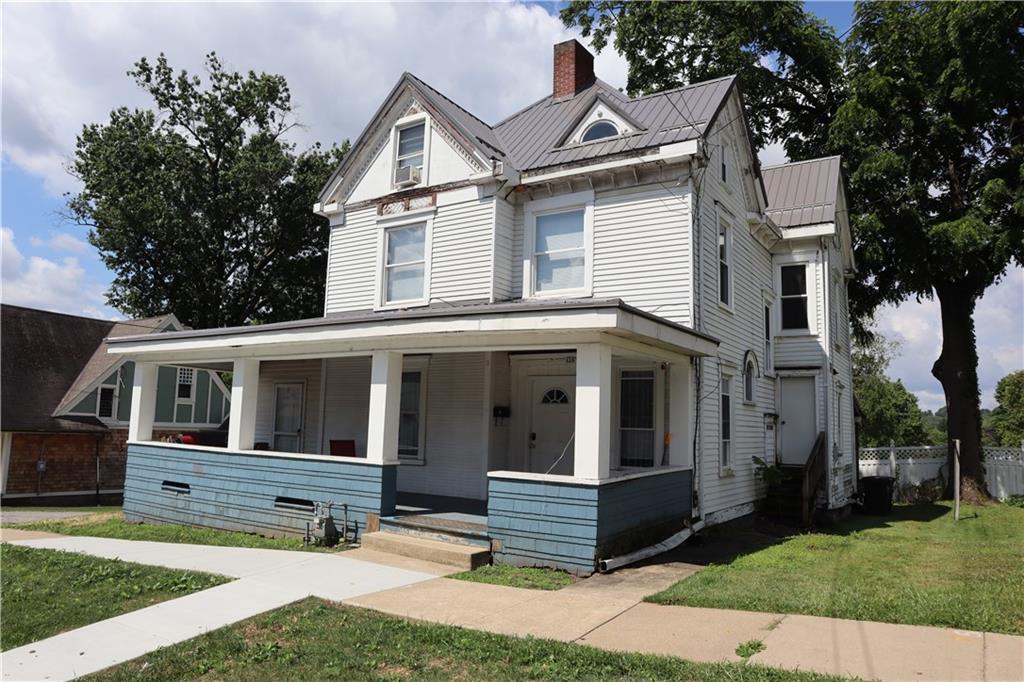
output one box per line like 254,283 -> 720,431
553,39 -> 595,99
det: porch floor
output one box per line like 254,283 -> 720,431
392,493 -> 487,532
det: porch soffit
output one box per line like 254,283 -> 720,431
105,300 -> 718,364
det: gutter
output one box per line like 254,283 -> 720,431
598,519 -> 706,572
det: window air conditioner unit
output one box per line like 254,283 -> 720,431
394,166 -> 421,187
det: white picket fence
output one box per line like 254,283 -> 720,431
858,444 -> 1024,499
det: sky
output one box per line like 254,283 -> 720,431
1,1 -> 1021,410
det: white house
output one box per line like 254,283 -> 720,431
108,40 -> 856,573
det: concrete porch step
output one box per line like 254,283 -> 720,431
378,515 -> 491,548
361,531 -> 490,570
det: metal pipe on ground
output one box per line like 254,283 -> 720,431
598,519 -> 704,573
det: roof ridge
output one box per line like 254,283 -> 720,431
404,72 -> 496,135
762,155 -> 841,170
629,74 -> 737,102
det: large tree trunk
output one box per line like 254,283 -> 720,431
931,286 -> 985,499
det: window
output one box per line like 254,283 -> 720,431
619,370 -> 655,467
384,223 -> 427,304
763,303 -> 773,375
581,120 -> 618,142
396,122 -> 425,171
720,375 -> 733,469
541,388 -> 570,404
398,370 -> 425,461
98,386 -> 115,418
780,264 -> 809,330
533,209 -> 585,293
718,215 -> 732,306
744,356 -> 756,404
720,143 -> 728,183
177,368 -> 194,402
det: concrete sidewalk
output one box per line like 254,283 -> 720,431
347,562 -> 1024,682
2,536 -> 440,681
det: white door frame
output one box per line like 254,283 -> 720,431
271,381 -> 306,453
509,354 -> 576,472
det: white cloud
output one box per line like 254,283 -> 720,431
758,142 -> 788,167
0,226 -> 108,315
1,2 -> 628,195
29,231 -> 89,254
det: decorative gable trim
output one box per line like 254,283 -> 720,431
558,92 -> 645,148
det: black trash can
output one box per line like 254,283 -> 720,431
860,476 -> 895,515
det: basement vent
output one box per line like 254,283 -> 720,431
274,496 -> 315,512
161,480 -> 191,495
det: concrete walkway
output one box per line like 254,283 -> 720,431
1,536 -> 439,681
348,562 -> 1024,682
3,535 -> 1022,681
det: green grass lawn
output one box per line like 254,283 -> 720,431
1,544 -> 228,651
14,513 -> 348,553
648,502 -> 1024,635
1,505 -> 123,515
449,564 -> 574,590
87,598 -> 854,681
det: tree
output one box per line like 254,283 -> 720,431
560,1 -> 845,157
829,2 -> 1024,492
69,53 -> 347,329
988,371 -> 1024,447
853,329 -> 936,447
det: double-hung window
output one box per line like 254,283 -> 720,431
533,209 -> 585,294
619,370 -> 656,467
720,375 -> 733,469
744,356 -> 756,404
718,215 -> 732,306
780,264 -> 809,331
384,223 -> 427,304
763,302 -> 773,375
396,122 -> 424,172
398,370 -> 426,462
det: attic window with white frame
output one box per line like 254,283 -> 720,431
177,368 -> 194,402
394,121 -> 425,186
581,120 -> 618,142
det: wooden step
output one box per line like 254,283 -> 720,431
361,531 -> 490,570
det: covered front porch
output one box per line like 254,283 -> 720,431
110,299 -> 716,572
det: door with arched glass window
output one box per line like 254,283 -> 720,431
528,379 -> 576,475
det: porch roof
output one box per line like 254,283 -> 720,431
105,298 -> 718,363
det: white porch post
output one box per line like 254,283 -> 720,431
228,359 -> 260,451
574,344 -> 612,479
128,361 -> 158,442
366,351 -> 403,465
667,360 -> 693,468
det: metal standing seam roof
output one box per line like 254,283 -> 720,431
762,156 -> 842,228
319,72 -> 739,201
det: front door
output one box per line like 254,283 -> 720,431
529,379 -> 576,475
273,382 -> 304,453
779,375 -> 816,465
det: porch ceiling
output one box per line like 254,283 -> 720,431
105,299 -> 718,363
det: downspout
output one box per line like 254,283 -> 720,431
688,168 -> 703,519
599,519 -> 706,572
821,240 -> 833,508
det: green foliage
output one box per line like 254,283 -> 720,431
1,544 -> 226,650
560,1 -> 844,157
90,598 -> 852,682
752,456 -> 785,486
68,53 -> 348,328
648,502 -> 1024,635
16,514 -> 347,553
449,564 -> 573,591
736,640 -> 766,659
988,370 -> 1024,447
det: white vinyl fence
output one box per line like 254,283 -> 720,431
858,444 -> 1024,500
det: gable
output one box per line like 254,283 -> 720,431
705,88 -> 767,216
559,94 -> 643,147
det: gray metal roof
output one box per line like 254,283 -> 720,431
763,156 -> 841,228
494,76 -> 735,172
107,297 -> 719,347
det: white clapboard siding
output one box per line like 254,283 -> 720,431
774,247 -> 827,368
592,184 -> 693,327
324,206 -> 379,313
254,359 -> 323,455
492,198 -> 515,301
322,356 -> 372,456
694,105 -> 777,519
510,203 -> 525,299
397,352 -> 488,499
488,351 -> 512,471
429,195 -> 494,302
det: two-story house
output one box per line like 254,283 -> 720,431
108,40 -> 855,573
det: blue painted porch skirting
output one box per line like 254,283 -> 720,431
487,468 -> 693,574
123,443 -> 396,539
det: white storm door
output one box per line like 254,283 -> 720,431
273,382 -> 304,453
528,379 -> 576,475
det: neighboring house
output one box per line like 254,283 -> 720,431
0,305 -> 230,503
107,40 -> 856,572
